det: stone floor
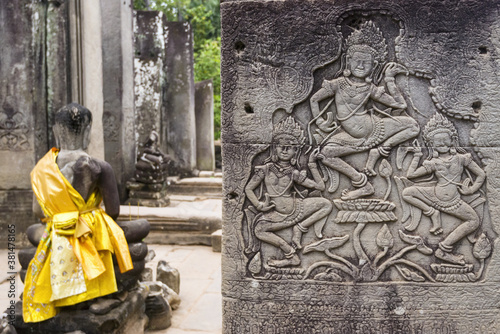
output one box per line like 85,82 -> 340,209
0,244 -> 222,334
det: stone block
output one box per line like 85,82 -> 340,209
211,229 -> 222,253
157,260 -> 180,294
116,219 -> 150,242
221,0 -> 500,331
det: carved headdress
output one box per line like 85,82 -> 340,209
271,116 -> 305,165
423,113 -> 459,145
345,21 -> 388,64
273,116 -> 306,146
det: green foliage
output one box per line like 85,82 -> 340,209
194,38 -> 221,138
133,0 -> 221,140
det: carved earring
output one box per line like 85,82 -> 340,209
343,69 -> 351,77
365,77 -> 372,83
291,157 -> 297,165
432,150 -> 439,158
450,147 -> 457,154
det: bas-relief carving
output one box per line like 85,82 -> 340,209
238,18 -> 494,284
0,85 -> 29,151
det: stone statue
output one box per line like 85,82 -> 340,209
134,130 -> 171,184
402,113 -> 486,265
310,21 -> 420,200
24,103 -> 133,323
244,116 -> 333,267
126,130 -> 172,207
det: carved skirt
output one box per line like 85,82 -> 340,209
324,118 -> 385,151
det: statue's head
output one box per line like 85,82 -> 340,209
271,116 -> 305,165
423,113 -> 459,156
53,103 -> 92,150
343,21 -> 387,81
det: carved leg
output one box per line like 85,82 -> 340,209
364,146 -> 390,176
292,198 -> 333,249
254,221 -> 295,257
441,203 -> 480,248
423,207 -> 443,235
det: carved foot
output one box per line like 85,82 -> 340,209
341,182 -> 374,201
435,248 -> 465,266
268,253 -> 300,268
430,227 -> 443,235
362,167 -> 377,177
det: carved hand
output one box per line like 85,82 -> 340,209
257,194 -> 275,212
384,62 -> 409,78
308,147 -> 322,163
316,112 -> 337,133
458,178 -> 475,195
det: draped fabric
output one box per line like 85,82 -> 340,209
23,148 -> 133,323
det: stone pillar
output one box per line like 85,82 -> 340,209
69,0 -> 105,160
163,22 -> 196,174
0,1 -> 71,247
133,11 -> 165,153
222,0 -> 500,331
101,0 -> 136,202
195,80 -> 215,171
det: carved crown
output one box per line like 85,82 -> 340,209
423,113 -> 459,145
345,21 -> 388,63
273,116 -> 306,145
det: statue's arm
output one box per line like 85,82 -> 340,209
310,87 -> 333,118
297,149 -> 325,191
406,152 -> 429,179
245,169 -> 265,208
97,160 -> 120,220
465,159 -> 486,194
32,194 -> 45,220
371,83 -> 406,110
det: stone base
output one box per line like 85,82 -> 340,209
13,286 -> 149,334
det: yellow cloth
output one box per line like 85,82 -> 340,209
23,148 -> 133,323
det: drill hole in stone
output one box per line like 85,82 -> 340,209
228,192 -> 238,200
235,41 -> 245,52
472,101 -> 482,113
244,103 -> 254,114
478,46 -> 488,54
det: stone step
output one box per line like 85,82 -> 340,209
167,176 -> 222,198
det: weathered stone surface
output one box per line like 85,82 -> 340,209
26,223 -> 44,247
195,80 -> 216,171
157,260 -> 180,294
145,288 -> 172,330
222,0 -> 500,331
163,22 -> 197,174
0,1 -> 71,247
101,0 -> 136,202
134,11 -> 165,153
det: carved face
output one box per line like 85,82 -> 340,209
347,51 -> 375,79
431,131 -> 452,154
275,140 -> 298,162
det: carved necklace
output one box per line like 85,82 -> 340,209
339,77 -> 371,97
269,163 -> 294,178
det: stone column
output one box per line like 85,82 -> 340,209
195,80 -> 215,171
133,11 -> 165,152
0,1 -> 71,247
101,0 -> 136,202
163,22 -> 197,174
69,0 -> 105,160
